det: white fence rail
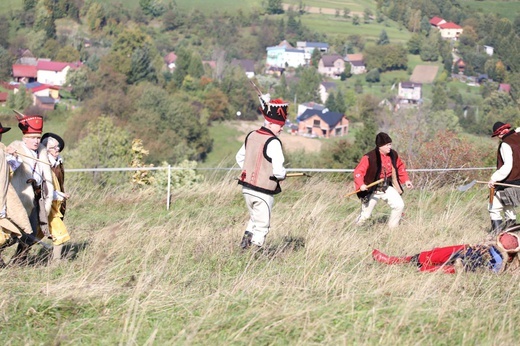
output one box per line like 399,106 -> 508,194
65,166 -> 495,210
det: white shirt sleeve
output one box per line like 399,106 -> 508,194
235,144 -> 246,169
491,142 -> 513,182
5,154 -> 22,172
266,139 -> 286,180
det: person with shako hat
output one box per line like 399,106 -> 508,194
236,93 -> 288,249
353,132 -> 413,229
5,111 -> 54,264
0,122 -> 36,267
372,226 -> 520,274
41,132 -> 70,262
487,122 -> 520,234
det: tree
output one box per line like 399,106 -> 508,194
55,45 -> 81,62
431,83 -> 448,111
295,67 -> 322,104
67,116 -> 133,186
365,68 -> 380,83
128,44 -> 157,84
0,46 -> 12,81
352,14 -> 360,25
266,0 -> 283,15
420,34 -> 439,62
66,67 -> 94,101
335,90 -> 347,114
377,30 -> 390,45
325,92 -> 336,111
139,0 -> 166,17
407,33 -> 423,54
310,48 -> 321,68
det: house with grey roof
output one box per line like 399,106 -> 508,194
297,107 -> 349,138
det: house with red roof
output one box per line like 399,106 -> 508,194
12,64 -> 38,83
429,16 -> 446,28
36,60 -> 82,86
429,17 -> 463,40
164,52 -> 177,72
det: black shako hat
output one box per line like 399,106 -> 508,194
0,122 -> 11,134
375,132 -> 392,147
41,132 -> 65,151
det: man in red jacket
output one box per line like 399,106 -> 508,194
353,132 -> 413,229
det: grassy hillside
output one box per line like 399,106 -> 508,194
2,170 -> 518,344
463,0 -> 520,21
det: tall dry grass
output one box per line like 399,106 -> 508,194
0,172 -> 519,345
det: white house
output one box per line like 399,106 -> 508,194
398,82 -> 422,104
437,22 -> 463,40
36,60 -> 82,86
266,40 -> 305,68
296,41 -> 329,63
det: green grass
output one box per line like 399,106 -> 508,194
0,0 -> 22,13
299,14 -> 412,44
200,121 -> 243,168
2,167 -> 516,344
462,0 -> 520,21
284,0 -> 377,12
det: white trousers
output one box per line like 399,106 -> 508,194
242,187 -> 274,247
356,186 -> 405,229
488,190 -> 517,222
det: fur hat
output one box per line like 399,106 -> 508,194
375,132 -> 392,147
491,122 -> 511,137
0,122 -> 11,134
13,110 -> 43,135
497,232 -> 520,253
260,98 -> 288,126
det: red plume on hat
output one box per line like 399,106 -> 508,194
13,110 -> 43,135
260,98 -> 289,126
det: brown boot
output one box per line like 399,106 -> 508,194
372,249 -> 413,265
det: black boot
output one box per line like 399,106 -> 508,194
240,231 -> 253,249
490,220 -> 503,235
10,240 -> 31,266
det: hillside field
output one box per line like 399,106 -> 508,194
2,167 -> 520,344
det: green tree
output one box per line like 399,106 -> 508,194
55,45 -> 81,62
139,0 -> 166,17
266,0 -> 283,15
431,83 -> 448,111
365,68 -> 380,83
325,92 -> 336,111
295,67 -> 322,103
67,116 -> 133,186
407,33 -> 423,54
0,46 -> 12,81
128,44 -> 157,84
352,14 -> 360,25
420,34 -> 439,62
310,48 -> 321,68
377,30 -> 390,45
66,67 -> 94,101
335,90 -> 347,114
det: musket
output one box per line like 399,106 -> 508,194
345,179 -> 385,198
249,79 -> 263,96
286,173 -> 312,178
14,151 -> 51,166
